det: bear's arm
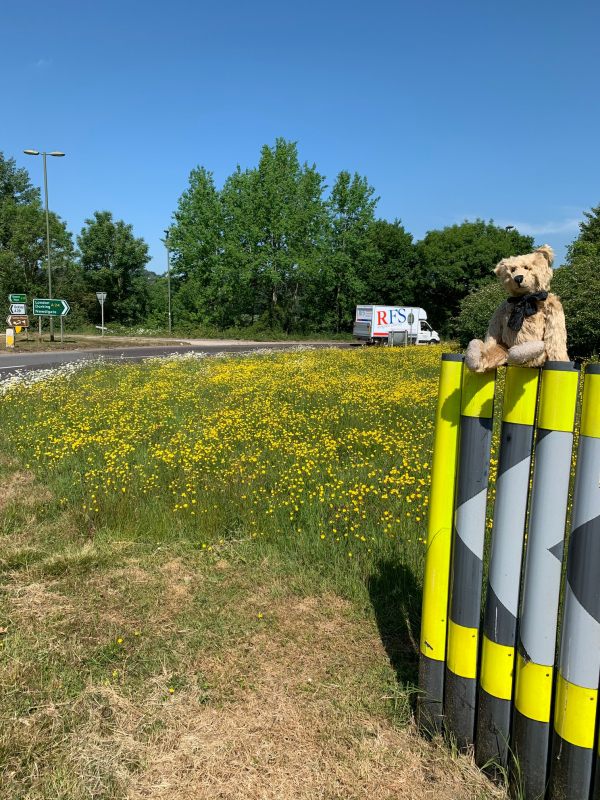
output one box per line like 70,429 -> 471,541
544,294 -> 569,361
484,302 -> 508,346
468,301 -> 510,371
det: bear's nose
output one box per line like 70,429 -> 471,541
513,275 -> 524,285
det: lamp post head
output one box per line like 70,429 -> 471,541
23,150 -> 65,157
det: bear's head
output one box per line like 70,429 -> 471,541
494,245 -> 554,296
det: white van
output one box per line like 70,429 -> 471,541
353,305 -> 440,345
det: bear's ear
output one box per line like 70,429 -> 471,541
534,244 -> 554,266
494,259 -> 507,276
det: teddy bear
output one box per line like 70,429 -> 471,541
465,245 -> 568,372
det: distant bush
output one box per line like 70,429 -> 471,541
453,252 -> 600,359
454,282 -> 505,347
552,246 -> 600,359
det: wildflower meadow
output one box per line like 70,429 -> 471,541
2,346 -> 442,574
0,345 -> 504,800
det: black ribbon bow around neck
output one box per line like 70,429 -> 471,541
507,291 -> 548,332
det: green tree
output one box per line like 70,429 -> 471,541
455,281 -> 506,346
167,167 -> 224,325
219,166 -> 263,326
0,152 -> 75,305
552,204 -> 600,358
413,220 -> 533,332
325,171 -> 378,332
217,139 -> 327,330
249,139 -> 327,329
365,219 -> 416,305
168,141 -> 328,332
144,272 -> 171,329
578,203 -> 600,245
0,152 -> 39,205
552,247 -> 600,357
77,211 -> 151,325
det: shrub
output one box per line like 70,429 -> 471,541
552,244 -> 600,359
453,250 -> 600,359
453,282 -> 505,347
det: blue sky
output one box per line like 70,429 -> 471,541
2,0 -> 599,272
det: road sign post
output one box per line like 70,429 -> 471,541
96,293 -> 107,337
8,294 -> 27,304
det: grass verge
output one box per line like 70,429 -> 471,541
0,347 -> 502,799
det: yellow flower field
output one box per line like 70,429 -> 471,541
0,345 -> 510,800
1,346 -> 444,567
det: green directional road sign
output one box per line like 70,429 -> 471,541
32,298 -> 70,317
9,293 -> 27,303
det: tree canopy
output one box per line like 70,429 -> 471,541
454,203 -> 600,358
552,203 -> 600,358
77,211 -> 151,325
0,151 -> 74,305
455,281 -> 506,346
413,220 -> 533,332
366,219 -> 416,306
578,203 -> 600,246
0,152 -> 39,206
4,143 -> 595,353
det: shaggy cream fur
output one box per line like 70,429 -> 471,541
465,245 -> 569,372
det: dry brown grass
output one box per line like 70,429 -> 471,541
0,460 -> 502,800
3,580 -> 75,618
0,555 -> 503,800
57,593 -> 500,800
0,469 -> 52,513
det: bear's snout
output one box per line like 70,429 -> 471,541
513,275 -> 524,285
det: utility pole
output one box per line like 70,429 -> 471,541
23,149 -> 65,342
164,229 -> 172,335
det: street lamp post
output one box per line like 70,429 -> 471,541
164,229 -> 172,335
24,149 -> 65,342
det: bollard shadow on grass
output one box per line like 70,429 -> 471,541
368,558 -> 422,689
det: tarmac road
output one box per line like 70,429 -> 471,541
0,340 -> 348,380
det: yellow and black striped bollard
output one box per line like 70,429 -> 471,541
549,363 -> 600,800
512,361 -> 579,799
476,366 -> 540,770
418,354 -> 464,734
443,368 -> 496,748
593,709 -> 600,800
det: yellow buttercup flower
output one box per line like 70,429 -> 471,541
1,347 -> 446,562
